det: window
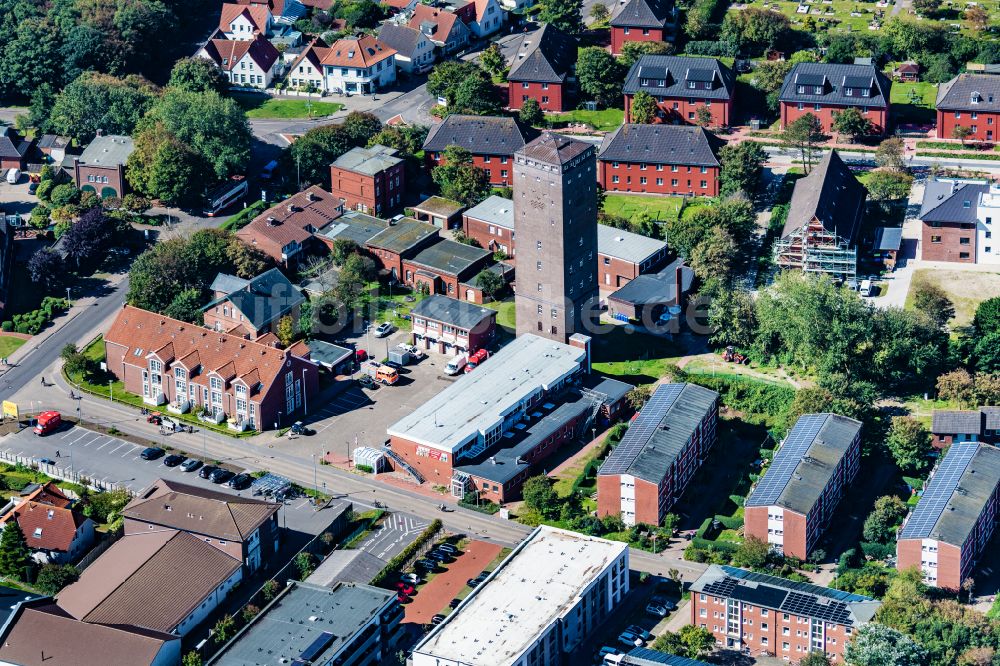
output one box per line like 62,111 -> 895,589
701,180 -> 708,188
960,237 -> 971,245
623,27 -> 630,33
536,240 -> 542,250
961,252 -> 971,259
671,179 -> 678,186
551,308 -> 557,319
931,235 -> 942,243
537,304 -> 543,314
798,102 -> 805,110
656,178 -> 663,185
536,261 -> 542,271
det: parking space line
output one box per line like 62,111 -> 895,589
68,432 -> 90,446
108,443 -> 126,454
94,439 -> 113,451
75,435 -> 101,447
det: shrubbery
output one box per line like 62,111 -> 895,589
5,297 -> 69,335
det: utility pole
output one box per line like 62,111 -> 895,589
109,381 -> 113,404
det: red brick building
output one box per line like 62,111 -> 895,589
597,383 -> 719,526
597,124 -> 722,196
0,127 -> 32,172
235,186 -> 343,267
329,144 -> 405,217
104,305 -> 319,432
778,62 -> 891,136
897,441 -> 1000,591
505,24 -> 576,112
365,218 -> 440,279
462,195 -> 516,258
202,268 -> 305,341
73,133 -> 134,199
622,56 -> 735,127
744,413 -> 862,560
918,178 -> 990,264
596,223 -> 668,292
929,407 -> 1000,448
422,115 -> 536,187
400,238 -> 492,299
609,0 -> 676,56
935,74 -> 1000,142
409,294 -> 496,355
690,565 -> 880,662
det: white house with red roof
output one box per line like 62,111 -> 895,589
468,0 -> 504,37
289,35 -> 396,95
197,32 -> 281,89
218,2 -> 273,39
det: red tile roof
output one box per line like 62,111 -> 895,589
321,35 -> 396,68
219,2 -> 270,33
0,502 -> 87,553
408,5 -> 462,41
203,33 -> 279,73
235,185 -> 342,262
236,0 -> 284,17
19,481 -> 72,508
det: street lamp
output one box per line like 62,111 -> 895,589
311,453 -> 318,494
109,381 -> 113,404
65,287 -> 71,306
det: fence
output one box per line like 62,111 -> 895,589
0,450 -> 136,496
75,529 -> 123,572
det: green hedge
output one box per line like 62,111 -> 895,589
685,374 -> 795,428
7,297 -> 69,335
458,499 -> 500,514
220,200 -> 268,231
920,150 -> 1000,161
371,519 -> 442,586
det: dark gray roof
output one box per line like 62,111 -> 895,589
306,340 -> 353,368
778,62 -> 890,109
584,376 -> 633,404
623,649 -> 710,666
598,124 -> 721,167
319,210 -> 390,246
423,115 -> 536,155
517,131 -> 594,165
409,294 -> 495,330
409,239 -> 489,276
873,226 -> 901,251
607,259 -> 694,307
0,127 -> 30,160
204,268 -> 305,330
782,150 -> 866,242
746,413 -> 862,515
984,407 -> 1000,431
0,586 -> 45,636
623,56 -> 734,101
507,24 -> 577,84
690,565 -> 880,628
931,410 -> 984,435
610,0 -> 675,28
331,145 -> 402,176
305,549 -> 387,586
937,73 -> 1000,112
919,179 -> 989,223
366,219 -> 438,253
598,383 -> 718,484
37,134 -> 70,151
210,273 -> 250,295
377,23 -> 424,57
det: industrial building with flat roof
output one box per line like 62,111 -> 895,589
597,383 -> 719,526
744,413 -> 862,559
896,441 -> 1000,591
411,526 -> 629,666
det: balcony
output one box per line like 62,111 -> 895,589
167,399 -> 191,415
228,418 -> 251,432
144,390 -> 166,406
199,409 -> 226,425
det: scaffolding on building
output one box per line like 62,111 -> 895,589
773,220 -> 858,282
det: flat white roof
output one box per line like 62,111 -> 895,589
412,526 -> 628,666
597,224 -> 668,264
387,334 -> 586,453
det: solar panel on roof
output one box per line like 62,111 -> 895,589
599,384 -> 684,476
899,441 -> 979,539
299,631 -> 336,662
747,414 -> 827,506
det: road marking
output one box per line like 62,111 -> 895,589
68,432 -> 90,446
95,440 -> 113,451
59,430 -> 74,440
108,443 -> 126,454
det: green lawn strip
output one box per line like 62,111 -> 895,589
231,93 -> 344,119
220,200 -> 268,231
0,337 -> 26,358
484,299 -> 515,331
591,326 -> 681,383
545,108 -> 624,132
920,150 -> 1000,161
602,193 -> 686,222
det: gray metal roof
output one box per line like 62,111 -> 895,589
409,294 -> 496,330
607,258 -> 694,307
464,195 -> 515,229
506,24 -> 577,84
931,409 -> 984,435
919,179 -> 989,223
598,383 -> 718,484
623,55 -> 735,100
598,124 -> 721,167
377,23 -> 425,57
898,442 -> 1000,546
78,134 -> 134,168
782,150 -> 866,242
306,340 -> 354,368
585,376 -> 633,404
746,413 -> 862,515
623,648 -> 710,666
210,581 -> 394,666
366,219 -> 438,253
936,73 -> 1000,112
210,273 -> 251,295
319,210 -> 390,246
409,238 -> 490,276
518,131 -> 594,165
597,224 -> 668,264
331,144 -> 402,176
204,268 -> 305,330
423,115 -> 535,155
873,226 -> 901,252
778,62 -> 890,109
305,549 -> 386,586
610,0 -> 675,28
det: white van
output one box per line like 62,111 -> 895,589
444,353 -> 467,376
859,279 -> 873,297
5,168 -> 20,185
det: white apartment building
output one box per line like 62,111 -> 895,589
976,183 -> 1000,264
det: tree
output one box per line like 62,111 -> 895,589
261,578 -> 281,602
368,125 -> 429,158
937,368 -> 975,407
479,42 -> 507,79
49,184 -> 80,207
474,269 -> 504,300
182,652 -> 203,666
61,207 -> 122,272
538,0 -> 583,34
626,384 -> 653,409
721,7 -> 791,55
973,372 -> 1000,406
832,108 -> 874,142
168,57 -> 228,94
688,226 -> 737,293
913,0 -> 940,15
952,125 -> 974,145
295,551 -> 316,578
875,137 -> 906,172
0,18 -> 65,103
277,315 -> 296,347
518,98 -> 544,126
799,653 -> 832,666
28,249 -> 66,292
781,113 -> 824,172
844,623 -> 926,666
164,288 -> 205,324
886,416 -> 932,475
36,563 -> 79,594
719,140 -> 767,196
127,125 -> 206,206
0,522 -> 31,580
678,625 -> 716,659
910,275 -> 954,328
695,106 -> 713,127
341,111 -> 382,145
427,61 -> 500,115
428,60 -> 478,104
862,495 -> 907,544
289,124 -> 354,186
973,297 -> 1000,336
652,631 -> 687,655
617,40 -> 672,68
336,0 -> 386,28
61,343 -> 90,377
965,6 -> 989,32
866,170 -> 914,204
522,475 -> 560,518
49,73 -> 159,143
213,614 -> 236,642
629,90 -> 659,124
973,331 -> 1000,373
431,145 -> 491,206
708,288 -> 757,349
665,212 -> 710,258
732,535 -> 770,569
752,60 -> 792,112
576,47 -> 623,107
589,2 -> 610,22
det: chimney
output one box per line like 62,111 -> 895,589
95,129 -> 104,137
675,265 -> 684,307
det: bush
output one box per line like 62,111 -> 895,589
355,464 -> 374,474
0,322 -> 10,332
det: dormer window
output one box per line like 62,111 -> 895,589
704,82 -> 711,90
845,88 -> 853,96
963,200 -> 971,208
657,79 -> 665,87
150,359 -> 161,373
797,85 -> 805,94
174,367 -> 185,379
861,88 -> 870,97
814,86 -> 823,94
688,81 -> 696,89
236,384 -> 248,396
972,92 -> 981,104
210,376 -> 223,390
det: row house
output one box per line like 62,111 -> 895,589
235,185 -> 343,267
609,0 -> 677,56
930,406 -> 1000,447
198,32 -> 281,89
218,2 -> 272,39
778,62 -> 891,136
365,218 -> 440,279
919,178 -> 1000,264
467,0 -> 504,38
597,383 -> 719,526
104,305 -> 319,432
377,23 -> 436,74
597,124 -> 722,197
896,441 -> 1000,591
505,24 -> 577,112
408,5 -> 471,55
329,144 -> 406,216
935,73 -> 1000,142
744,413 -> 862,560
423,115 -> 537,187
409,293 -> 497,356
690,565 -> 880,663
401,238 -> 492,300
622,55 -> 735,127
462,195 -> 516,258
203,268 -> 305,341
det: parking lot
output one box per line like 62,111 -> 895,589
357,512 -> 429,561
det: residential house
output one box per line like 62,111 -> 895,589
202,268 -> 305,341
104,305 -> 319,431
919,178 -> 1000,264
318,35 -> 397,95
462,194 -> 516,257
410,195 -> 465,229
745,413 -> 862,559
597,383 -> 719,526
400,238 -> 492,299
609,0 -> 677,56
197,33 -> 281,89
596,223 -> 669,292
235,185 -> 343,266
408,5 -> 471,55
894,61 -> 920,82
778,62 -> 891,135
935,73 -> 1000,142
365,218 -> 440,278
929,407 -> 1000,447
597,124 -> 722,196
0,482 -> 95,565
409,294 -> 496,354
690,565 -> 880,662
124,478 -> 281,575
622,55 -> 735,127
423,115 -> 536,186
773,150 -> 866,282
384,0 -> 420,13
73,133 -> 134,199
505,24 -> 577,112
56,530 -> 242,637
606,259 -> 693,324
36,134 -> 70,164
330,144 -> 405,216
0,126 -> 32,171
285,37 -> 327,91
218,2 -> 272,39
467,0 -> 504,38
377,23 -> 435,74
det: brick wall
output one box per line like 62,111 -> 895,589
508,81 -> 565,112
743,505 -> 768,548
598,254 -> 641,291
425,152 -> 514,186
936,109 -> 1000,142
921,221 -> 976,262
463,216 -> 515,258
75,163 -> 127,198
634,477 -> 662,525
610,27 -> 666,56
598,160 -> 720,196
780,102 -> 889,135
625,94 -> 733,127
596,474 -> 621,518
780,510 -> 808,560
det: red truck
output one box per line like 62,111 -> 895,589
463,349 -> 490,373
34,411 -> 61,436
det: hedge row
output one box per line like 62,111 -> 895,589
371,518 -> 442,586
920,150 -> 1000,161
2,297 -> 69,335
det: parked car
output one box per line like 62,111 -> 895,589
397,343 -> 424,360
401,573 -> 421,585
650,595 -> 676,610
437,543 -> 460,555
199,465 -> 219,479
28,181 -> 38,195
362,361 -> 399,386
617,632 -> 644,648
426,551 -> 451,563
355,349 -> 368,362
228,473 -> 253,490
397,592 -> 412,603
415,559 -> 439,571
431,614 -> 446,625
467,573 -> 488,588
33,411 -> 61,436
625,626 -> 652,642
449,598 -> 461,609
645,603 -> 668,617
597,647 -> 620,659
444,353 -> 467,376
180,458 -> 203,473
209,468 -> 234,484
374,322 -> 396,338
290,421 -> 314,436
396,582 -> 416,596
163,454 -> 186,467
358,374 -> 379,390
6,168 -> 20,184
140,447 -> 165,461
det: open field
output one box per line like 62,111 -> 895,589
545,108 -> 624,132
891,81 -> 938,124
906,269 -> 1000,327
231,93 -> 344,119
0,336 -> 26,358
602,194 -> 686,222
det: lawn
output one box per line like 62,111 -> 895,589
891,82 -> 938,125
484,299 -> 516,331
220,199 -> 267,231
906,269 -> 1000,327
545,108 -> 624,132
602,194 -> 686,222
591,325 -> 680,383
0,336 -> 26,358
231,93 -> 344,119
